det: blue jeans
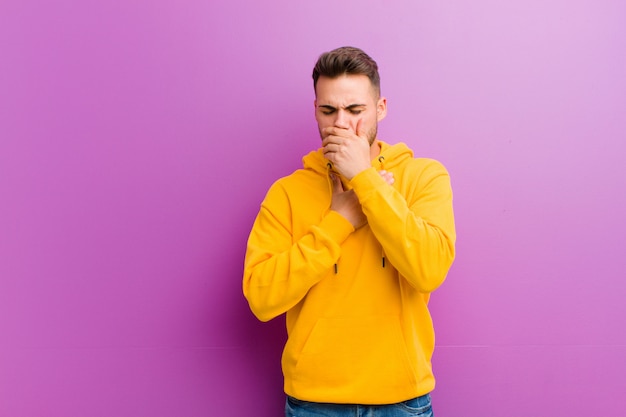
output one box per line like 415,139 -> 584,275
285,393 -> 433,417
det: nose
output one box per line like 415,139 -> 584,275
334,110 -> 350,129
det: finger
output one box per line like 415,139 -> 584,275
378,170 -> 395,185
320,127 -> 334,141
323,126 -> 352,139
323,143 -> 340,159
322,132 -> 344,148
322,136 -> 337,148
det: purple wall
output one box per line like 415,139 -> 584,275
1,1 -> 625,416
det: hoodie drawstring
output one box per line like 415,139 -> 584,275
327,163 -> 339,274
378,156 -> 386,267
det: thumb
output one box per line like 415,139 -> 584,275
356,119 -> 366,140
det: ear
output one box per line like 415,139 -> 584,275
376,97 -> 388,122
314,99 -> 320,122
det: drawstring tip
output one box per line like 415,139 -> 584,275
334,264 -> 338,274
382,257 -> 386,267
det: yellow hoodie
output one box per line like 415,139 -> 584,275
243,141 -> 456,405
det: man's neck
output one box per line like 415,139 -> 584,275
370,140 -> 381,161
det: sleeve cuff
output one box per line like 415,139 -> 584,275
316,210 -> 354,244
350,167 -> 384,197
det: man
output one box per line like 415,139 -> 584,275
243,46 -> 456,417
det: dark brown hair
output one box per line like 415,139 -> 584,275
312,46 -> 381,96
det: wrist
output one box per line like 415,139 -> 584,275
345,164 -> 371,181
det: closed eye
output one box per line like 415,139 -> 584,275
319,105 -> 336,115
318,104 -> 366,115
346,104 -> 366,115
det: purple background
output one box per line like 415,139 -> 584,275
1,0 -> 625,416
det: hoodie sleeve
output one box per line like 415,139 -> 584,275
350,159 -> 456,293
243,180 -> 354,322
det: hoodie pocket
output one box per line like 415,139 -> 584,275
294,315 -> 417,391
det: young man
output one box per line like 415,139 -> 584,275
243,46 -> 456,417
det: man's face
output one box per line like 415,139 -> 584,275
314,74 -> 387,145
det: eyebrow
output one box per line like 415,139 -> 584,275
318,103 -> 367,111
